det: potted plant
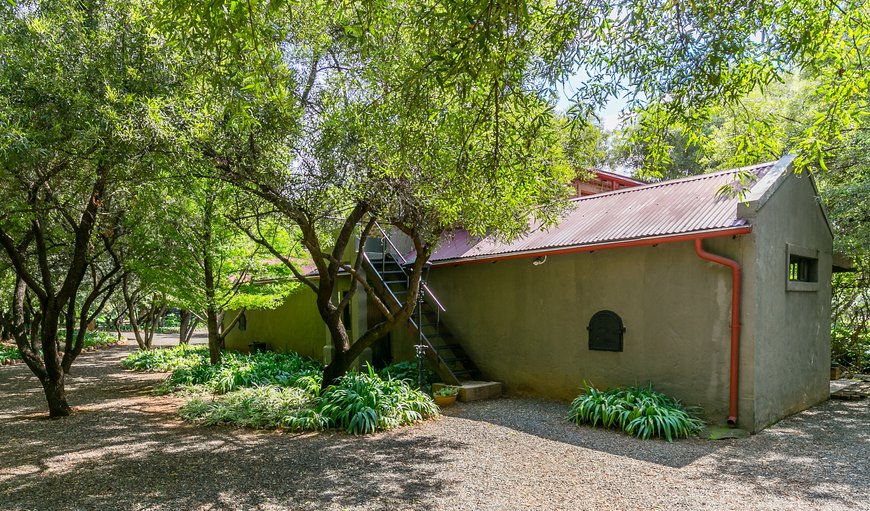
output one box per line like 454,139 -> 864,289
433,385 -> 460,407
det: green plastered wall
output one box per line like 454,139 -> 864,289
421,237 -> 750,425
747,172 -> 833,431
223,286 -> 326,360
223,276 -> 362,363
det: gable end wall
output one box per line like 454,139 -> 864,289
749,172 -> 832,431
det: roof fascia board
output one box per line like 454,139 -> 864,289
737,153 -> 796,219
737,153 -> 834,238
806,169 -> 835,238
430,226 -> 752,266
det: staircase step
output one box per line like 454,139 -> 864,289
432,343 -> 461,350
426,333 -> 455,342
440,356 -> 470,365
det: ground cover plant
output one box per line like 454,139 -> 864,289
80,331 -> 121,350
0,332 -> 120,365
567,383 -> 705,442
125,347 -> 438,434
0,344 -> 21,365
378,360 -> 438,386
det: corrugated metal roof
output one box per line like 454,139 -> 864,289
425,162 -> 775,264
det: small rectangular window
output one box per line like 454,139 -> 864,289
786,244 -> 819,292
788,255 -> 817,282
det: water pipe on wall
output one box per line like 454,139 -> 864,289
694,238 -> 742,427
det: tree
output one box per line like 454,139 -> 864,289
0,0 -> 175,416
547,1 -> 870,177
150,177 -> 298,364
153,0 -> 573,387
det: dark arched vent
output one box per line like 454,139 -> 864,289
587,310 -> 625,352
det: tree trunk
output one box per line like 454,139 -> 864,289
39,300 -> 72,417
179,310 -> 191,345
319,310 -> 353,391
114,316 -> 123,341
202,193 -> 221,364
41,374 -> 71,418
206,307 -> 221,365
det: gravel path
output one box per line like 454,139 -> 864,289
1,343 -> 868,511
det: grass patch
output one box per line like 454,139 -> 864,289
567,383 -> 705,442
124,347 -> 439,434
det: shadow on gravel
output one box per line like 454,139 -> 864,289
443,397 -> 726,468
0,345 -> 463,511
692,398 -> 870,508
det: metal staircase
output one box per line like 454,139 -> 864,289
362,227 -> 483,386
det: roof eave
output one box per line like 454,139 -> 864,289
429,226 -> 753,267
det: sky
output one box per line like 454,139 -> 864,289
555,73 -> 631,132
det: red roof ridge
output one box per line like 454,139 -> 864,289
569,162 -> 777,204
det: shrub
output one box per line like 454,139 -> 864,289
567,383 -> 705,442
161,351 -> 323,394
831,325 -> 870,373
124,348 -> 439,434
318,368 -> 439,434
121,345 -> 209,372
180,386 -> 328,430
123,346 -> 323,394
0,332 -> 116,365
379,360 -> 437,386
0,344 -> 21,364
82,331 -> 118,349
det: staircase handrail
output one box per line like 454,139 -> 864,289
371,221 -> 446,312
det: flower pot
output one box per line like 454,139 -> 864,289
434,394 -> 457,407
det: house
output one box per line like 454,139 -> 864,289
225,154 -> 837,433
569,169 -> 646,197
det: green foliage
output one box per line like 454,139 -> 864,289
378,360 -> 437,386
123,345 -> 323,394
567,383 -> 705,442
0,332 -> 118,364
831,257 -> 870,373
162,314 -> 181,328
121,344 -> 210,371
0,344 -> 22,364
433,385 -> 459,398
81,331 -> 119,349
126,349 -> 438,434
180,387 -> 328,430
831,326 -> 870,373
318,369 -> 439,435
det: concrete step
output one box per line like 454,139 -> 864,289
433,381 -> 502,402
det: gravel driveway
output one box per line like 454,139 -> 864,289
1,343 -> 867,511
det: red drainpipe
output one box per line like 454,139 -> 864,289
694,238 -> 741,427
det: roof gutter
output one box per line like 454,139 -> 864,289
693,238 -> 742,427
